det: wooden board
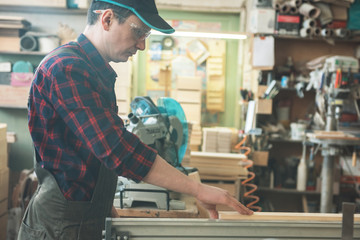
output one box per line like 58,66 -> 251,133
200,175 -> 246,181
308,131 -> 360,141
219,211 -> 360,222
116,208 -> 199,218
189,151 -> 248,179
191,151 -> 247,160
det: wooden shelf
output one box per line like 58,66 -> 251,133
0,51 -> 47,56
253,33 -> 360,43
0,5 -> 87,15
258,187 -> 320,195
275,34 -> 360,42
268,137 -> 302,143
0,3 -> 244,14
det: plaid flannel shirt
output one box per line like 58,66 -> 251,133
28,34 -> 157,201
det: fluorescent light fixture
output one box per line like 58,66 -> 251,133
152,30 -> 248,40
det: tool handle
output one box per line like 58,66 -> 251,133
335,69 -> 342,88
352,150 -> 357,167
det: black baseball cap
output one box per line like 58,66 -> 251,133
94,0 -> 175,34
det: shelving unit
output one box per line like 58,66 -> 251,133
0,5 -> 87,15
247,27 -> 360,212
0,51 -> 47,56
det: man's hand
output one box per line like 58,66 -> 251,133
143,156 -> 253,219
195,183 -> 253,219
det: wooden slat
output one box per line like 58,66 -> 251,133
201,175 -> 246,181
219,211 -> 360,222
308,131 -> 360,141
191,151 -> 247,159
116,208 -> 199,218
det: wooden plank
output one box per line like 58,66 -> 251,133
191,151 -> 247,159
115,208 -> 199,218
219,211 -> 360,222
308,131 -> 360,141
190,164 -> 247,177
201,175 -> 246,181
190,158 -> 244,166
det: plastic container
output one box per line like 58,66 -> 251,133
297,144 -> 307,191
290,122 -> 306,140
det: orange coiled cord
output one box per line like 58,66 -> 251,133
235,135 -> 262,212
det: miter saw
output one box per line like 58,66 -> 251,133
114,96 -> 191,210
126,96 -> 188,168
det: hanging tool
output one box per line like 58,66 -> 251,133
352,148 -> 357,167
234,135 -> 261,212
335,68 -> 342,88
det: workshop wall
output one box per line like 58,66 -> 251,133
136,10 -> 242,128
0,8 -> 243,171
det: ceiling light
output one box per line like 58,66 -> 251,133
152,30 -> 248,40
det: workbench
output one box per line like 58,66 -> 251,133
103,211 -> 360,240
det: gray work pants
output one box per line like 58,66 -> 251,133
18,163 -> 117,240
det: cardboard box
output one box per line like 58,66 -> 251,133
180,103 -> 201,123
0,168 -> 9,201
172,90 -> 201,104
257,85 -> 268,99
248,8 -> 275,34
0,213 -> 7,240
252,151 -> 269,166
275,13 -> 301,35
256,99 -> 272,114
176,76 -> 202,91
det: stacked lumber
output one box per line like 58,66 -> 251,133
189,151 -> 248,181
0,16 -> 31,51
201,127 -> 238,153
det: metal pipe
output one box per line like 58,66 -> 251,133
320,149 -> 335,213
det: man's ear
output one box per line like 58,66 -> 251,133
100,10 -> 113,31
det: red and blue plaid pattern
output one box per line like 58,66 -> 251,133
28,34 -> 156,201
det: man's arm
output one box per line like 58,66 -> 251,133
142,155 -> 253,218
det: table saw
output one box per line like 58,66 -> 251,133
103,210 -> 360,240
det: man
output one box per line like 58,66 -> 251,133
18,0 -> 253,239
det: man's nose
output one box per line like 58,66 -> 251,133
136,39 -> 146,51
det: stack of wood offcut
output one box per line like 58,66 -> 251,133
0,16 -> 31,52
202,127 -> 238,153
188,122 -> 202,151
189,151 -> 248,181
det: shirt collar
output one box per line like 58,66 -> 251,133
76,33 -> 117,82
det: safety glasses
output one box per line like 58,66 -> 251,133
93,10 -> 151,41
